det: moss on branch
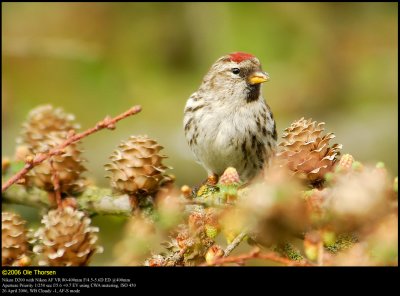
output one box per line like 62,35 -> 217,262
2,184 -> 133,216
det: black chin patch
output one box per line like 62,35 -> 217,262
245,84 -> 260,103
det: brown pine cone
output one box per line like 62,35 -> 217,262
18,105 -> 79,149
2,212 -> 29,266
28,131 -> 86,194
218,167 -> 241,185
18,105 -> 86,194
105,135 -> 169,196
277,117 -> 342,185
33,207 -> 102,266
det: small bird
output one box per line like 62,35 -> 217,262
184,52 -> 277,183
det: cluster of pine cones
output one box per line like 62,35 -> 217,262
3,104 -> 397,266
3,105 -> 172,266
16,104 -> 171,199
2,208 -> 102,266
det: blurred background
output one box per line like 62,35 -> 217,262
2,2 -> 398,265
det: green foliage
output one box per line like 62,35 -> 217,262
275,243 -> 304,261
326,233 -> 358,254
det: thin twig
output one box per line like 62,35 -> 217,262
182,200 -> 232,209
224,231 -> 247,257
202,247 -> 314,266
50,159 -> 62,208
2,105 -> 142,192
317,237 -> 324,266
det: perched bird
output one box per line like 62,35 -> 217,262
184,52 -> 277,183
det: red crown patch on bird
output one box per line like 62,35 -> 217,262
228,52 -> 255,63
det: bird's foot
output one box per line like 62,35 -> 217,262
206,174 -> 219,186
189,174 -> 219,198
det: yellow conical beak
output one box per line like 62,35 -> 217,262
248,71 -> 270,85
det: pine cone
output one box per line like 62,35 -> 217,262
218,167 -> 241,185
337,154 -> 354,172
277,118 -> 342,185
325,167 -> 388,232
18,105 -> 79,149
18,105 -> 86,194
33,207 -> 102,266
2,212 -> 29,266
105,135 -> 169,196
28,131 -> 86,194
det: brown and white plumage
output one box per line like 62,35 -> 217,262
184,52 -> 277,182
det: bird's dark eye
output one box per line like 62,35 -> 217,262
231,68 -> 240,75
